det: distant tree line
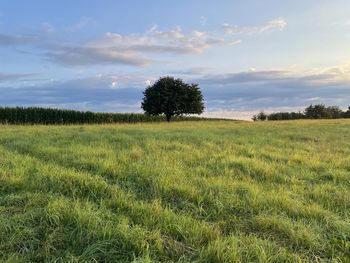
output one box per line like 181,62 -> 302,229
0,107 -> 215,125
253,104 -> 350,121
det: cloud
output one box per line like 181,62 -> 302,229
41,22 -> 55,34
0,33 -> 35,46
170,66 -> 213,76
196,64 -> 350,116
44,46 -> 156,66
199,70 -> 292,85
0,74 -> 146,111
302,62 -> 350,84
65,17 -> 96,32
43,26 -> 237,67
90,26 -> 227,55
1,63 -> 349,120
200,16 -> 207,27
223,18 -> 287,35
0,72 -> 36,82
199,62 -> 350,87
0,24 -> 240,67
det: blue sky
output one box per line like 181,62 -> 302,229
1,0 -> 349,119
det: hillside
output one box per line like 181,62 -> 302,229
1,120 -> 350,262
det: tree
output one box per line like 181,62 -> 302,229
252,111 -> 268,121
343,106 -> 350,118
304,104 -> 345,119
141,76 -> 205,122
327,106 -> 343,119
304,104 -> 332,119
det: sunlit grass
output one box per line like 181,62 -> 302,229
1,119 -> 350,262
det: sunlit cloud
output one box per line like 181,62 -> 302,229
196,63 -> 350,118
223,18 -> 287,35
90,26 -> 227,55
41,26 -> 240,67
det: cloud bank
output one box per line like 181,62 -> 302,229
1,63 -> 349,119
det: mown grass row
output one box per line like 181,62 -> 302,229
1,120 -> 350,262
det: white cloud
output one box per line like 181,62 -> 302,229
306,97 -> 321,101
301,61 -> 350,84
90,26 -> 227,55
110,81 -> 117,89
44,26 -> 238,67
223,18 -> 287,35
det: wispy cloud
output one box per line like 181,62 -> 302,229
223,18 -> 287,35
44,45 -> 157,67
200,16 -> 207,27
0,33 -> 36,46
0,72 -> 36,82
64,17 -> 96,32
171,66 -> 213,75
41,22 -> 55,34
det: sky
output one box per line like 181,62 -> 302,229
0,0 -> 350,119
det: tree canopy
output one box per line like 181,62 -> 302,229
141,76 -> 204,121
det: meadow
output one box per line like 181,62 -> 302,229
0,119 -> 350,262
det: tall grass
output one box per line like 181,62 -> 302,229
0,107 -> 222,124
0,119 -> 350,262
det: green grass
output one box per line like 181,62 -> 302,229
1,119 -> 350,262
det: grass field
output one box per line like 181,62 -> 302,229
1,120 -> 350,262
